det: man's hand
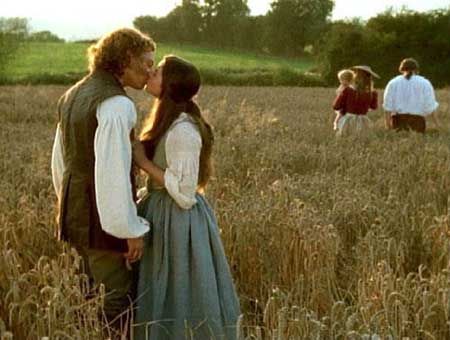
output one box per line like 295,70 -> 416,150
125,237 -> 144,263
385,113 -> 393,129
430,112 -> 441,130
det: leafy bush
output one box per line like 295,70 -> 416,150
0,69 -> 325,87
28,30 -> 64,43
0,17 -> 28,77
318,9 -> 450,87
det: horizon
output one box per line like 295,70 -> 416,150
2,0 -> 449,40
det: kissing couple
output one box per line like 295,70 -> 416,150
51,27 -> 240,340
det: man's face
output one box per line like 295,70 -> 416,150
121,50 -> 155,89
145,59 -> 164,98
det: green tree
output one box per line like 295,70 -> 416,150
266,0 -> 334,56
239,15 -> 268,52
366,8 -> 450,84
201,0 -> 250,48
134,15 -> 167,42
0,17 -> 29,78
28,30 -> 64,42
164,0 -> 203,43
318,9 -> 450,87
317,20 -> 376,84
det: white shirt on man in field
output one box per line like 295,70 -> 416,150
51,95 -> 149,239
51,96 -> 200,239
383,74 -> 439,116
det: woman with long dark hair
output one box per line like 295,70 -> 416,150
132,55 -> 240,339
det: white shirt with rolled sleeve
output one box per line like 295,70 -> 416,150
51,95 -> 149,239
383,74 -> 439,116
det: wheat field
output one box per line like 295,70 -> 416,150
1,85 -> 450,339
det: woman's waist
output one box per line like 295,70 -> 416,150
137,185 -> 206,207
146,181 -> 165,191
344,112 -> 369,116
142,181 -> 202,195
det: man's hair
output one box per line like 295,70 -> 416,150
399,58 -> 419,80
337,69 -> 354,82
87,28 -> 155,76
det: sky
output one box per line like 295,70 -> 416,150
2,0 -> 449,40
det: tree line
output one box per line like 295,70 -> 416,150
1,1 -> 449,87
133,0 -> 334,57
133,1 -> 450,86
318,8 -> 450,87
0,17 -> 63,76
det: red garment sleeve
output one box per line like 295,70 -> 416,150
370,91 -> 378,110
332,87 -> 348,113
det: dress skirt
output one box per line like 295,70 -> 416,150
336,113 -> 372,136
133,189 -> 241,340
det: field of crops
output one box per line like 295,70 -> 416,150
1,85 -> 450,339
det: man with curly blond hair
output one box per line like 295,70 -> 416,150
51,27 -> 155,335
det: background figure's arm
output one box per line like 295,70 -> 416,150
370,91 -> 378,110
428,112 -> 441,129
423,81 -> 440,129
51,123 -> 65,202
332,87 -> 347,113
383,81 -> 396,129
385,112 -> 393,129
94,96 -> 149,239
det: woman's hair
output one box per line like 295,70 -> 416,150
399,58 -> 419,80
337,69 -> 354,83
140,55 -> 214,189
87,28 -> 155,76
353,69 -> 373,93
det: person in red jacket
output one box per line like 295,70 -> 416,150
333,65 -> 379,136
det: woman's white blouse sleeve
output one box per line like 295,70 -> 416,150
94,95 -> 149,239
164,121 -> 202,210
51,123 -> 65,203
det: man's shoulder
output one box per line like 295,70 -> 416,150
59,77 -> 86,102
413,75 -> 432,86
101,95 -> 134,107
385,75 -> 403,90
97,95 -> 136,121
390,75 -> 404,83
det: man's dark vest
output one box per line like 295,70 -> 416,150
56,70 -> 133,253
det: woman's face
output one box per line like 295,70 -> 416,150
145,60 -> 164,97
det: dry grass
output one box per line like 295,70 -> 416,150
1,85 -> 450,339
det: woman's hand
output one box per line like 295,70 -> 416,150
132,141 -> 149,169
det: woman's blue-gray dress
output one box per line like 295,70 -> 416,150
134,118 -> 241,340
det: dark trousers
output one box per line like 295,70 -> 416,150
391,114 -> 426,133
81,248 -> 136,339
